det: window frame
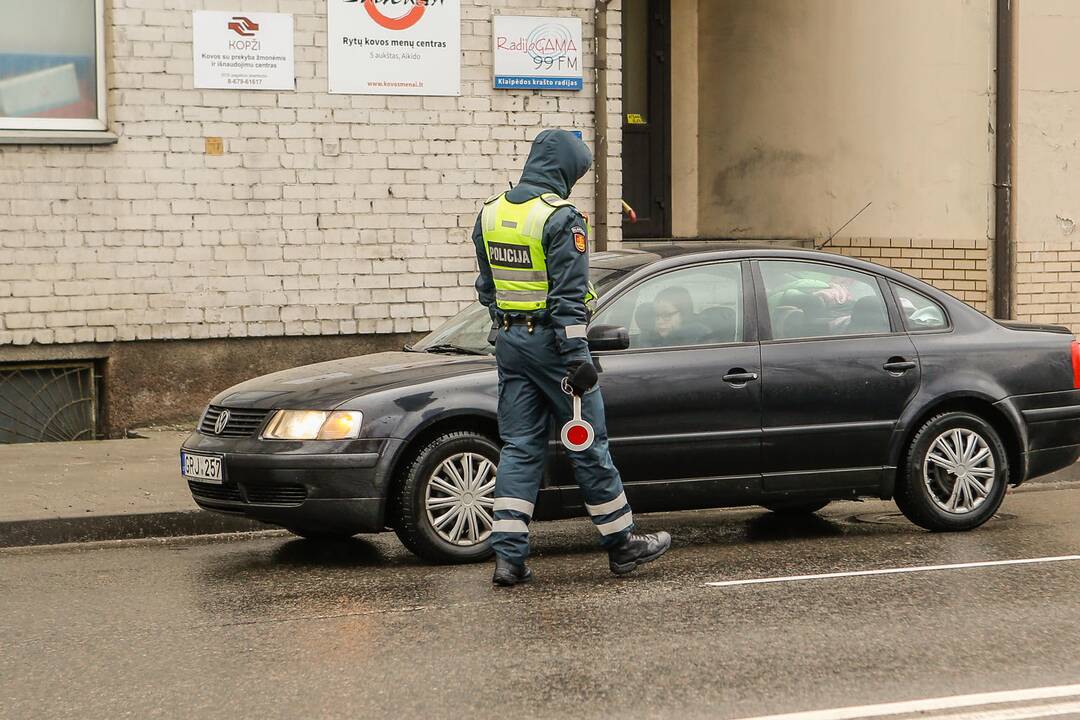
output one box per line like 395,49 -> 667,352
0,0 -> 107,132
752,258 -> 904,344
591,259 -> 757,354
890,281 -> 954,334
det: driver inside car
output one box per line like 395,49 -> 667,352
645,286 -> 709,347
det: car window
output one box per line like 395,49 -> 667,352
759,260 -> 891,340
893,283 -> 948,331
593,262 -> 742,349
414,302 -> 493,354
412,266 -> 637,355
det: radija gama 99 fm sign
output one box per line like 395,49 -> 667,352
328,0 -> 461,96
193,11 -> 295,90
492,15 -> 583,91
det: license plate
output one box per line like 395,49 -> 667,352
182,451 -> 223,484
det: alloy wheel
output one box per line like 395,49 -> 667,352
922,428 -> 997,514
424,452 -> 496,546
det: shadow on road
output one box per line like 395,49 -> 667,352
743,512 -> 847,543
269,536 -> 399,568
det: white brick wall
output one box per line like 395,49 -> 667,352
0,0 -> 620,346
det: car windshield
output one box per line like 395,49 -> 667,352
413,266 -> 634,355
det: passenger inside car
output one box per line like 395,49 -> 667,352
765,265 -> 891,339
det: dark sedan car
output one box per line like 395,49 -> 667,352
181,244 -> 1080,563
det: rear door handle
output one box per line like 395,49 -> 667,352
883,358 -> 918,374
723,369 -> 759,385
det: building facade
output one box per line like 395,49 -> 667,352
1,0 -> 1079,439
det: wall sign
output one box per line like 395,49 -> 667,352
492,15 -> 582,91
193,11 -> 295,90
328,0 -> 461,96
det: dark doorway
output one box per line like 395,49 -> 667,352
622,0 -> 671,239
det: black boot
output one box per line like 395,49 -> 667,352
608,531 -> 672,575
492,556 -> 533,586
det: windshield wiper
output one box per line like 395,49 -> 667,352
422,343 -> 487,356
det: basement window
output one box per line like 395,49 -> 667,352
0,362 -> 99,444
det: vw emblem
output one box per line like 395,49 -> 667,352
214,410 -> 231,435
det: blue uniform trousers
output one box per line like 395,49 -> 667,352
491,323 -> 634,564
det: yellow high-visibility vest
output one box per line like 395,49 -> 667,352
481,192 -> 595,312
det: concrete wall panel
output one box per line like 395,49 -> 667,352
696,0 -> 995,244
1016,1 -> 1080,329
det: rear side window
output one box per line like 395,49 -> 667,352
759,260 -> 891,340
892,283 -> 949,331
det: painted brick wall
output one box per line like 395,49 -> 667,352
828,238 -> 990,314
0,0 -> 618,347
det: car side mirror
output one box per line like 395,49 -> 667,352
587,324 -> 630,351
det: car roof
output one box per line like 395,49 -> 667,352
590,241 -> 963,308
591,241 -> 809,270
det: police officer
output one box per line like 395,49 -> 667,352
473,129 -> 672,586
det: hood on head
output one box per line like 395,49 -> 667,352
516,129 -> 593,199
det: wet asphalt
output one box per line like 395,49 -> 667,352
2,485 -> 1080,720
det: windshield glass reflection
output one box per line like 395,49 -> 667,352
413,267 -> 633,355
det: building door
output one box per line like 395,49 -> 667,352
622,0 -> 671,239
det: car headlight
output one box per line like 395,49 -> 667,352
262,410 -> 363,440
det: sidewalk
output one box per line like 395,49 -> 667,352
2,430 -> 1079,548
0,428 -> 263,548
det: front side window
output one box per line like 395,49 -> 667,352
893,283 -> 949,331
594,262 -> 743,349
759,260 -> 891,340
0,0 -> 106,131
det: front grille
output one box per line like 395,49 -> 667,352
187,479 -> 306,507
199,406 -> 271,438
188,480 -> 243,503
244,483 -> 307,506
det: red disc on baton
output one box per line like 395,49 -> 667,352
561,419 -> 594,452
561,393 -> 595,451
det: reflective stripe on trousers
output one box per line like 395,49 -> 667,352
585,490 -> 633,536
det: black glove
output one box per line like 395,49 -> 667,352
566,360 -> 598,395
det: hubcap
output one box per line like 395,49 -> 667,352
424,452 -> 496,546
923,428 -> 997,514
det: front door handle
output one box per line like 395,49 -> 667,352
883,357 -> 918,374
723,369 -> 759,385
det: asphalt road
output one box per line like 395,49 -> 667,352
3,485 -> 1080,720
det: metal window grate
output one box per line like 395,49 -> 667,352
0,362 -> 98,444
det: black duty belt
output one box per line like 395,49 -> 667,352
499,314 -> 545,333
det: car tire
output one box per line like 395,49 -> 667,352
284,527 -> 357,542
895,411 -> 1009,532
393,431 -> 499,564
761,499 -> 831,515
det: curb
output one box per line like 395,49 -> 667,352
1,477 -> 1076,551
0,510 -> 267,549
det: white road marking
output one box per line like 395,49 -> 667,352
726,683 -> 1080,720
705,554 -> 1080,588
923,700 -> 1080,719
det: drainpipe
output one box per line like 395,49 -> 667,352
993,0 -> 1018,319
593,1 -> 612,251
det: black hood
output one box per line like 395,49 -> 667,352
509,129 -> 593,201
211,351 -> 494,409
